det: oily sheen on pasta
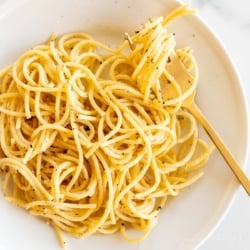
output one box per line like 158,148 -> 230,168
0,4 -> 212,248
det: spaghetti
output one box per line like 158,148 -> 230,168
0,4 -> 212,248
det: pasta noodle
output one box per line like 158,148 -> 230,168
0,4 -> 213,248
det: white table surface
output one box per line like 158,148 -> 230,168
185,0 -> 250,250
0,0 -> 249,250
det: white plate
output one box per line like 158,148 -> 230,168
0,0 -> 248,250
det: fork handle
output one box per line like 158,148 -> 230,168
188,103 -> 250,195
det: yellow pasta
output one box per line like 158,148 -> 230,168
0,4 -> 212,248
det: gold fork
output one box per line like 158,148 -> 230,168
164,55 -> 250,195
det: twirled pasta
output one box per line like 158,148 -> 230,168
0,4 -> 212,248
